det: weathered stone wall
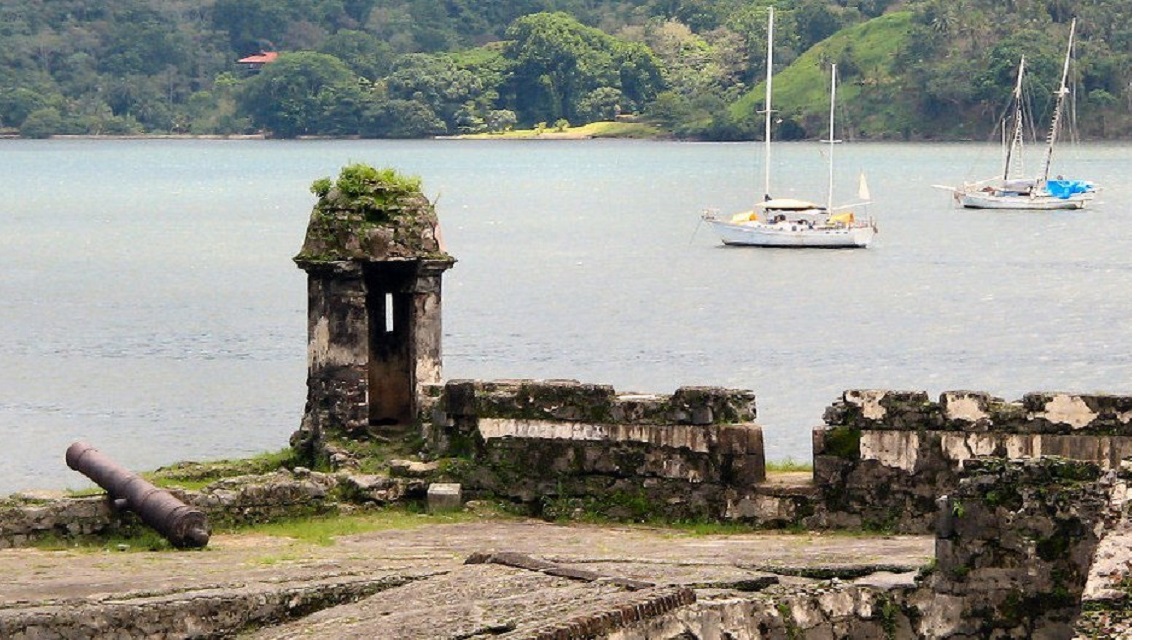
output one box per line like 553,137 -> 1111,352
1074,460 -> 1133,638
15,386 -> 1129,544
612,582 -> 922,639
810,390 -> 1131,532
410,262 -> 450,397
423,379 -> 764,520
0,386 -> 1131,636
416,383 -> 1132,531
612,457 -> 1131,639
0,469 -> 426,549
926,457 -> 1114,638
294,261 -> 372,455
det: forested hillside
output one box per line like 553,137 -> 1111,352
0,0 -> 1131,140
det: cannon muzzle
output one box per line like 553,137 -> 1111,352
66,441 -> 210,548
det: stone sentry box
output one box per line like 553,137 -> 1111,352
291,165 -> 455,463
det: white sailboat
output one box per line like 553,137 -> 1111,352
702,7 -> 876,249
943,20 -> 1097,210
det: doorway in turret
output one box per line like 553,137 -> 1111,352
365,262 -> 417,429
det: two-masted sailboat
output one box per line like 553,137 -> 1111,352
702,7 -> 876,248
943,20 -> 1097,210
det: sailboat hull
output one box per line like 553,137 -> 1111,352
705,219 -> 875,248
958,191 -> 1090,210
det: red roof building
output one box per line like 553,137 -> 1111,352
237,51 -> 279,71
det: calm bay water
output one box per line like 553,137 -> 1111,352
0,138 -> 1132,494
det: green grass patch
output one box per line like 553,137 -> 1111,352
773,12 -> 913,110
571,121 -> 665,138
459,120 -> 665,139
656,520 -> 764,536
30,528 -> 177,553
329,437 -> 425,475
25,503 -> 512,553
732,11 -> 916,139
144,448 -> 303,490
765,458 -> 813,473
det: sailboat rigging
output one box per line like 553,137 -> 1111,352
696,10 -> 876,250
701,7 -> 876,249
940,20 -> 1097,210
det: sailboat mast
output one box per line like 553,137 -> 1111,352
827,63 -> 836,212
763,7 -> 774,201
1038,19 -> 1076,186
1002,56 -> 1026,181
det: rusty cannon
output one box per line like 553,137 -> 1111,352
65,441 -> 211,548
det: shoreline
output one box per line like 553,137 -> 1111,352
0,133 -> 1132,143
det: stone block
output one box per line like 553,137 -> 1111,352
1019,393 -> 1132,435
672,386 -> 756,424
443,380 -> 480,416
427,483 -> 462,513
940,391 -> 997,430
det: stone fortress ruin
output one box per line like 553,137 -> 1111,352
287,164 -> 1134,637
0,165 -> 1132,638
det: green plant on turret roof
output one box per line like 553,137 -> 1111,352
311,163 -> 424,223
296,162 -> 451,263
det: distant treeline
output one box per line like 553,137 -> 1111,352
0,0 -> 1131,140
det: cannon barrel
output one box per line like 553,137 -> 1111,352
65,441 -> 210,548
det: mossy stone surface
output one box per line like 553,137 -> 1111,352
295,164 -> 452,264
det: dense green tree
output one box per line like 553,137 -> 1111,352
98,9 -> 194,76
180,72 -> 253,134
363,5 -> 418,52
211,0 -> 292,54
408,0 -> 460,51
576,86 -> 624,121
19,107 -> 63,138
0,87 -> 52,128
321,29 -> 394,80
484,109 -> 518,132
54,52 -> 102,97
614,39 -> 665,111
791,0 -> 850,53
68,94 -> 117,135
343,0 -> 380,25
236,51 -> 363,137
623,17 -> 746,137
381,53 -> 489,128
96,114 -> 145,135
0,0 -> 1132,140
644,0 -> 745,32
502,12 -> 663,126
360,97 -> 445,137
630,19 -> 744,103
320,90 -> 364,135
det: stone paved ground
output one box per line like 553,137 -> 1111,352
0,518 -> 933,638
